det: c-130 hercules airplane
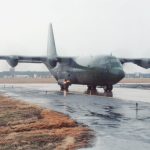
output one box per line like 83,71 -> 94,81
0,24 -> 150,93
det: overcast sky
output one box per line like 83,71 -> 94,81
0,0 -> 150,71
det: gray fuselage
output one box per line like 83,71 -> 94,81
45,55 -> 125,87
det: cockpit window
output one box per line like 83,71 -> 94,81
110,58 -> 121,68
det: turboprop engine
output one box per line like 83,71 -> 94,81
7,56 -> 18,67
47,58 -> 57,68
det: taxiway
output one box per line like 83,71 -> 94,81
0,84 -> 150,150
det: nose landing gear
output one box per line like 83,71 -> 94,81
103,85 -> 113,92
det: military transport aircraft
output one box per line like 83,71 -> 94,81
0,24 -> 150,93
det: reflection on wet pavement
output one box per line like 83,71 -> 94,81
0,84 -> 150,150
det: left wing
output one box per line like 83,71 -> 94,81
119,58 -> 150,69
0,55 -> 47,67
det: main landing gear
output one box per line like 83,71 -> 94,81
86,85 -> 98,95
85,85 -> 113,95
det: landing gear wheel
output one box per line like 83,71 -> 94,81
86,85 -> 98,95
104,85 -> 113,92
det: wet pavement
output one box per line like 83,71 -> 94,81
0,84 -> 150,150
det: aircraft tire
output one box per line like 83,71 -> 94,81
104,85 -> 113,92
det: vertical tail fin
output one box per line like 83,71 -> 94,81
47,23 -> 57,59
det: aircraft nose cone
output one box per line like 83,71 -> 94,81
111,68 -> 125,80
118,69 -> 125,79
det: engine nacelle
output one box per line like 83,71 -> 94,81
7,57 -> 18,68
47,59 -> 57,68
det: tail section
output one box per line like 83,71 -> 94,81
47,23 -> 57,59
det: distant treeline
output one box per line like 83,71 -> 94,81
125,73 -> 150,78
0,71 -> 150,78
0,71 -> 51,78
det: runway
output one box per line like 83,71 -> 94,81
0,84 -> 150,150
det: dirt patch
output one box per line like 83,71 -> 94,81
0,77 -> 56,84
120,78 -> 150,83
0,77 -> 150,84
0,95 -> 94,150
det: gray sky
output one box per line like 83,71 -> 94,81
0,0 -> 150,72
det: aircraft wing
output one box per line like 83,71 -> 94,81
119,58 -> 150,69
0,55 -> 47,63
0,55 -> 47,67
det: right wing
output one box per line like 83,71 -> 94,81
0,55 -> 47,67
119,58 -> 150,69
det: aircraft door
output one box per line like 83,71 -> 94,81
102,58 -> 111,82
105,58 -> 111,74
